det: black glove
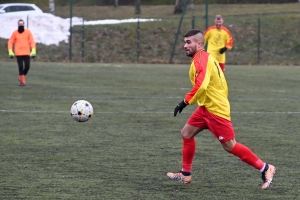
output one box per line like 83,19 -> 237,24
219,47 -> 227,54
174,100 -> 188,117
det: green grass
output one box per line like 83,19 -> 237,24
48,4 -> 300,20
0,61 -> 300,199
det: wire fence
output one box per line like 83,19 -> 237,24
1,11 -> 299,65
66,12 -> 300,65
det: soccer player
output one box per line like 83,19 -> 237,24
8,19 -> 36,86
167,29 -> 276,190
204,15 -> 233,72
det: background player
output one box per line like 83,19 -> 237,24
204,15 -> 233,72
8,19 -> 36,86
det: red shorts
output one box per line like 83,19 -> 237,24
187,106 -> 235,142
219,63 -> 225,72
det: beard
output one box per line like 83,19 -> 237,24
18,26 -> 25,33
185,48 -> 196,57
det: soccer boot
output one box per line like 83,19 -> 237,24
167,171 -> 192,184
261,164 -> 276,190
18,75 -> 26,86
18,75 -> 22,85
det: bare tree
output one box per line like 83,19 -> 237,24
114,0 -> 118,7
49,0 -> 55,14
135,0 -> 141,14
187,0 -> 195,10
174,0 -> 184,14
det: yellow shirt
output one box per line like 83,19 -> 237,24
184,50 -> 231,120
204,26 -> 233,63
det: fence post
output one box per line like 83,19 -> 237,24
136,18 -> 140,62
81,17 -> 85,62
69,0 -> 73,61
169,0 -> 188,63
192,16 -> 195,29
205,0 -> 208,29
257,18 -> 260,64
27,15 -> 29,28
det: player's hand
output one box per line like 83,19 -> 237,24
174,100 -> 188,117
219,47 -> 227,54
9,50 -> 15,58
30,48 -> 36,58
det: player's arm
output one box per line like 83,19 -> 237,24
28,30 -> 36,48
184,66 -> 210,105
7,32 -> 16,58
224,29 -> 233,50
28,31 -> 36,58
219,28 -> 233,54
203,29 -> 210,49
174,61 -> 210,117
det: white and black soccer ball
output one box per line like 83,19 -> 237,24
70,100 -> 93,122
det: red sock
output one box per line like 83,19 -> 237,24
231,143 -> 265,170
182,137 -> 196,172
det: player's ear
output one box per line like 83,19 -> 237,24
197,41 -> 202,48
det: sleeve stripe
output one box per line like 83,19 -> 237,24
185,51 -> 209,104
222,27 -> 233,49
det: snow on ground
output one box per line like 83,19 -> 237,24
0,13 -> 159,46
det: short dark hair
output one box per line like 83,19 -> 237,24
184,29 -> 203,38
18,19 -> 25,24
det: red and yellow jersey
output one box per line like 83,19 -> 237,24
184,49 -> 231,120
203,26 -> 233,63
8,29 -> 36,56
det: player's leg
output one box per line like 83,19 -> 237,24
204,107 -> 276,189
16,56 -> 23,75
167,106 -> 207,184
219,63 -> 225,72
23,56 -> 30,76
225,139 -> 276,189
181,124 -> 202,172
221,138 -> 265,170
22,56 -> 30,85
16,56 -> 26,86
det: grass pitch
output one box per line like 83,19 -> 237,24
0,62 -> 300,199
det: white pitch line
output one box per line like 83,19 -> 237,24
230,98 -> 298,101
0,110 -> 300,114
231,111 -> 300,114
0,96 -> 184,99
0,96 -> 298,101
230,89 -> 289,93
1,84 -> 292,93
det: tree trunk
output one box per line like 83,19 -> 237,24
135,0 -> 141,14
49,0 -> 55,14
187,0 -> 194,10
114,0 -> 118,7
174,0 -> 184,14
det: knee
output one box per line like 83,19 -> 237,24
181,128 -> 192,139
221,138 -> 236,152
223,146 -> 232,153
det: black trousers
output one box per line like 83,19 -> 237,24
16,56 -> 30,75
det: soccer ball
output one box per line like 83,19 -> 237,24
70,100 -> 93,122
